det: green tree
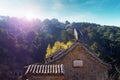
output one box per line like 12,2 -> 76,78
90,42 -> 101,56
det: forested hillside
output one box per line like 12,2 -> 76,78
0,16 -> 120,80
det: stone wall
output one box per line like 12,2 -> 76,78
27,75 -> 64,80
52,45 -> 109,80
23,42 -> 110,80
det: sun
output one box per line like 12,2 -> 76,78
25,13 -> 36,20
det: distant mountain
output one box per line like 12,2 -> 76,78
0,16 -> 120,80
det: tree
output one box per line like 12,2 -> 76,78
46,44 -> 52,58
90,42 -> 101,56
60,42 -> 67,50
66,41 -> 73,48
45,41 -> 73,58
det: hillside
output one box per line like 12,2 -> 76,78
0,16 -> 120,80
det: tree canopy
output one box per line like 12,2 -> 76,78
46,41 -> 73,58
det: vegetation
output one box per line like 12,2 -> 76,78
0,16 -> 120,79
46,41 -> 73,58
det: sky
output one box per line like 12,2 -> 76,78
0,0 -> 120,26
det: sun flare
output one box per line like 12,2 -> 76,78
25,13 -> 36,20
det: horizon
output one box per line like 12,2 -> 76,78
0,0 -> 120,26
0,15 -> 119,27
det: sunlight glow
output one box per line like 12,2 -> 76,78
25,13 -> 36,20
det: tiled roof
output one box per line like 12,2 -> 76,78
25,64 -> 64,75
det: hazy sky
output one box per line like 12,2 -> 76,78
0,0 -> 120,26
